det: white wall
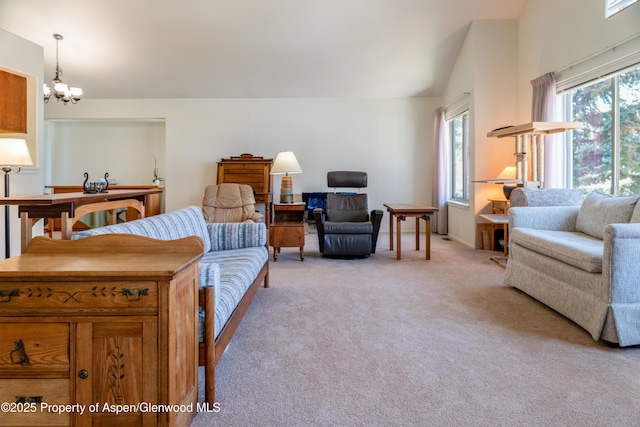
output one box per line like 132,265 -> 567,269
46,120 -> 166,186
442,20 -> 518,247
0,28 -> 44,257
43,97 -> 437,231
517,0 -> 640,119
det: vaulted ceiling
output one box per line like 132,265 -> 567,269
0,0 -> 527,99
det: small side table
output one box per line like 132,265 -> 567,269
269,202 -> 305,261
478,213 -> 509,268
488,198 -> 510,214
383,203 -> 439,260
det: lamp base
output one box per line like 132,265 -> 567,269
280,175 -> 294,203
503,184 -> 517,200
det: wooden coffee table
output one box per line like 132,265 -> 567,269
383,203 -> 439,260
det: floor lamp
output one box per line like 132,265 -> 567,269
1,138 -> 33,259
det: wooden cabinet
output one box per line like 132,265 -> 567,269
0,234 -> 204,427
217,154 -> 273,225
269,203 -> 305,261
0,70 -> 27,134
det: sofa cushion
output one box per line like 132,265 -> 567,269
511,228 -> 604,273
326,194 -> 369,222
324,221 -> 373,234
576,192 -> 639,239
206,222 -> 267,251
631,201 -> 640,223
509,188 -> 585,207
199,246 -> 269,340
72,206 -> 211,253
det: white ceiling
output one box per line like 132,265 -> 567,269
0,0 -> 527,99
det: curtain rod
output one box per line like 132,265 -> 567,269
555,32 -> 640,74
442,92 -> 470,110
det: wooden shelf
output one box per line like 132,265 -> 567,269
486,121 -> 583,188
487,121 -> 582,138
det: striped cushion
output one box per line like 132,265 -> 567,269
199,246 -> 269,340
72,206 -> 211,253
206,222 -> 267,251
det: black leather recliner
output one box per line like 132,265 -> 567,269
313,171 -> 383,258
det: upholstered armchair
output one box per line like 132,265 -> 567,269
202,183 -> 264,223
313,171 -> 383,257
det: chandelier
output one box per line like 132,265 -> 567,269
43,34 -> 83,104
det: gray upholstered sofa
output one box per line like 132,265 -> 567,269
509,187 -> 585,207
505,191 -> 640,346
72,206 -> 269,402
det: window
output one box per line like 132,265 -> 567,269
560,65 -> 640,195
450,110 -> 470,201
606,0 -> 639,18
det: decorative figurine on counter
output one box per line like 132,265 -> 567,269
83,172 -> 110,194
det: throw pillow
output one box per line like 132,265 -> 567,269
631,201 -> 640,223
576,191 -> 640,239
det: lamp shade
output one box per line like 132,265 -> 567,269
495,166 -> 517,182
0,139 -> 33,166
271,151 -> 302,175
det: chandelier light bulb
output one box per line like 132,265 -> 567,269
44,33 -> 83,105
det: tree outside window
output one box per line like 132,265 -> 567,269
562,65 -> 640,195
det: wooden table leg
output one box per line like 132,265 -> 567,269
503,223 -> 508,256
61,212 -> 73,240
396,215 -> 402,260
388,211 -> 394,251
424,215 -> 431,260
20,212 -> 32,254
300,246 -> 304,261
415,217 -> 420,250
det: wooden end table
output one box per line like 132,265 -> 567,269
269,202 -> 305,261
478,214 -> 509,256
383,203 -> 439,260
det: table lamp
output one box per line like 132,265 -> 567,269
1,138 -> 33,258
270,151 -> 302,203
495,166 -> 518,199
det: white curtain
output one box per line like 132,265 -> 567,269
531,72 -> 563,188
431,107 -> 449,234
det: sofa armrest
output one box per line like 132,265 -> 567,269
313,208 -> 325,252
604,223 -> 640,302
509,206 -> 580,231
370,209 -> 383,251
206,222 -> 267,251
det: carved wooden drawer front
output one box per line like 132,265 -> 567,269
0,235 -> 203,427
0,379 -> 70,427
0,324 -> 69,374
0,281 -> 158,314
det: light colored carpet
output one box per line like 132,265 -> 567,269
191,232 -> 640,426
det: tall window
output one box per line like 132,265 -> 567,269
450,110 -> 469,201
605,0 -> 639,18
560,65 -> 640,195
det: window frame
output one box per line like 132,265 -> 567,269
448,109 -> 470,203
559,63 -> 640,195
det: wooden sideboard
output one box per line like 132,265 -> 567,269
46,185 -> 165,222
217,154 -> 273,225
0,234 -> 203,427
